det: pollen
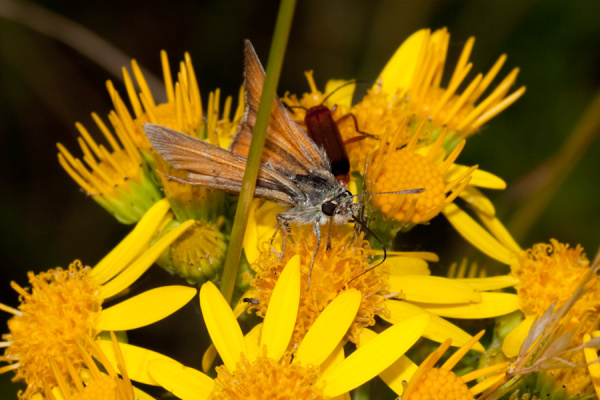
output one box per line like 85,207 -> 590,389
551,351 -> 595,396
158,219 -> 228,285
209,352 -> 324,400
249,225 -> 389,346
511,239 -> 600,321
366,124 -> 476,225
405,368 -> 474,400
0,262 -> 102,399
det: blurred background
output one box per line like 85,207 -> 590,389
1,0 -> 599,397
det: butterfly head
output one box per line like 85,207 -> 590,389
320,189 -> 357,225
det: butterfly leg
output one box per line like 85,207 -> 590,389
307,222 -> 321,291
276,213 -> 293,266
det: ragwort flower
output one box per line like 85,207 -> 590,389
242,219 -> 518,356
0,199 -> 195,399
145,256 -> 430,399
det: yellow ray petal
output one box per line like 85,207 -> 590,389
417,292 -> 519,319
455,275 -> 518,291
100,220 -> 194,299
91,198 -> 170,284
320,341 -> 345,376
148,359 -> 214,400
133,387 -> 156,400
474,209 -> 522,253
324,79 -> 356,109
261,255 -> 301,360
97,340 -> 175,385
502,316 -> 533,358
200,281 -> 247,372
458,186 -> 496,217
446,165 -> 506,189
443,203 -> 512,264
243,200 -> 283,264
319,313 -> 429,397
295,289 -> 362,366
583,333 -> 600,399
387,256 -> 431,276
359,328 -> 418,396
388,275 -> 481,304
98,286 -> 196,331
383,299 -> 484,352
244,323 -> 263,363
377,29 -> 430,93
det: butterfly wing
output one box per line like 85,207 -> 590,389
230,40 -> 332,180
144,123 -> 300,205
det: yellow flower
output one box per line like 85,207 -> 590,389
503,239 -> 600,358
44,332 -> 155,400
242,216 -> 518,356
0,199 -> 196,399
57,51 -> 243,224
393,331 -> 509,399
373,27 -> 525,148
144,256 -> 430,399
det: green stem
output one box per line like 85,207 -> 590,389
219,0 -> 297,303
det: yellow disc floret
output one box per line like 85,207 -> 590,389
209,352 -> 324,400
248,225 -> 389,346
1,262 -> 102,399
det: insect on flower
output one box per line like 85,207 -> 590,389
286,81 -> 376,187
144,40 -> 423,287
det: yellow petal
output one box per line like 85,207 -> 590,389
474,210 -> 522,253
455,275 -> 518,291
447,165 -> 506,189
384,300 -> 484,352
377,29 -> 430,93
261,255 -> 301,360
148,359 -> 214,400
359,329 -> 418,396
443,203 -> 512,265
458,186 -> 496,217
200,281 -> 247,372
97,339 -> 175,385
295,289 -> 362,366
502,316 -> 533,358
100,220 -> 194,299
133,387 -> 156,400
387,256 -> 431,276
320,341 -> 345,376
418,292 -> 519,319
245,323 -> 263,363
319,313 -> 430,397
324,79 -> 356,109
583,334 -> 600,399
388,275 -> 481,304
91,198 -> 171,284
244,200 -> 284,264
98,286 -> 196,331
202,344 -> 217,373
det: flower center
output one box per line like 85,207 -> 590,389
369,149 -> 445,224
1,262 -> 102,399
209,353 -> 324,400
511,240 -> 598,320
405,368 -> 473,400
249,225 -> 390,345
157,220 -> 228,285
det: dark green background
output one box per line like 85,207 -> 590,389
1,0 -> 599,397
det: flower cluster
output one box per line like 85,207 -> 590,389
2,25 -> 599,400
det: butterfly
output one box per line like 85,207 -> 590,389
144,40 -> 422,286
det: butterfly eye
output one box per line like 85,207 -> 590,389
321,201 -> 337,216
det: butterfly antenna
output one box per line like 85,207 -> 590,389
351,188 -> 424,198
348,215 -> 387,284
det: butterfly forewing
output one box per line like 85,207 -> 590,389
230,41 -> 332,180
144,123 -> 299,205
